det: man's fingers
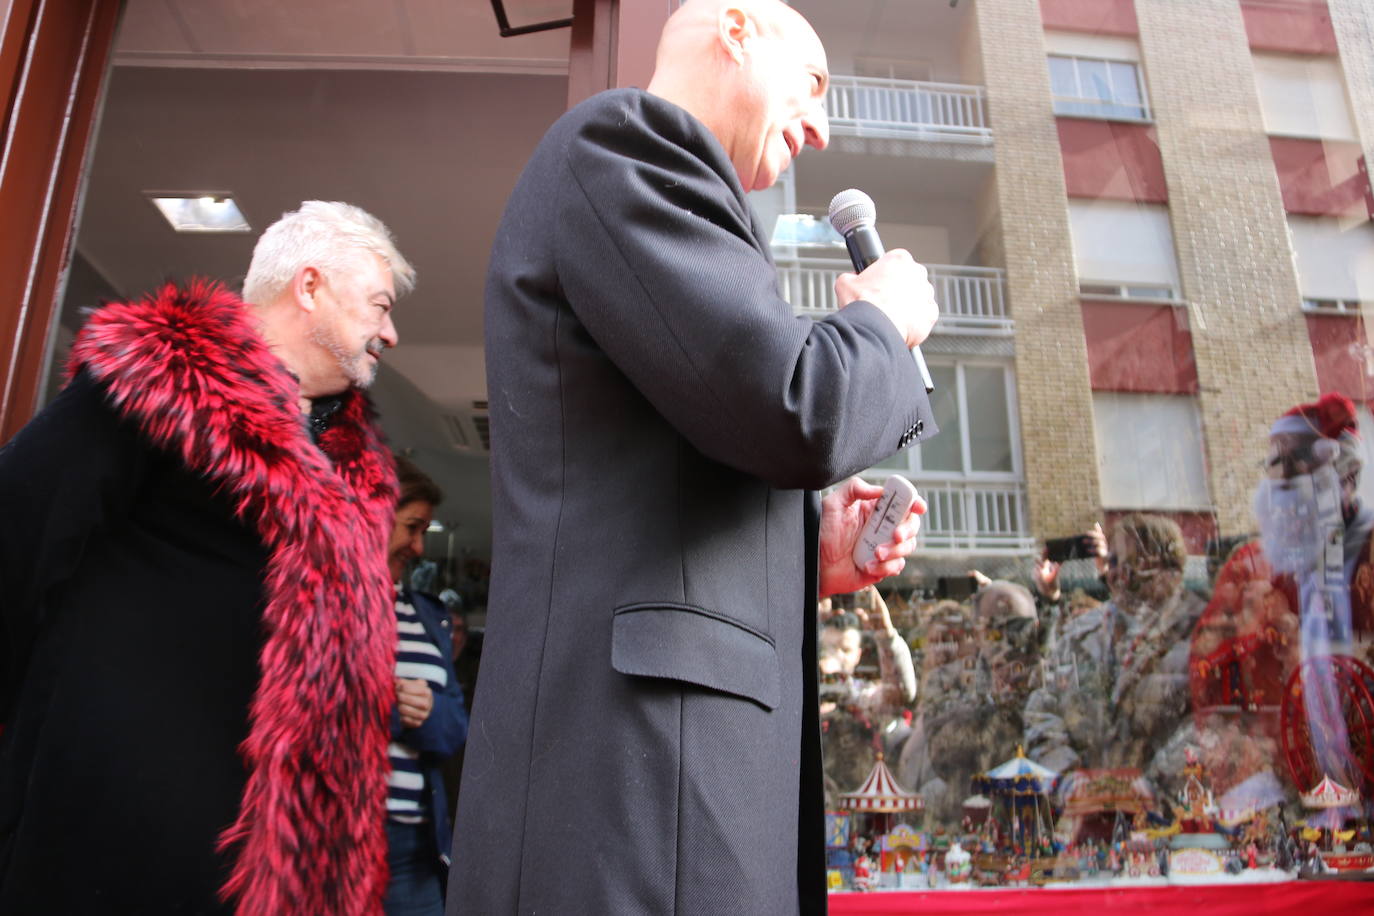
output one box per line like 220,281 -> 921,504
841,475 -> 884,503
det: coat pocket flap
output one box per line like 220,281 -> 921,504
611,603 -> 780,711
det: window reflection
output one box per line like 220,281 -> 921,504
780,0 -> 1372,895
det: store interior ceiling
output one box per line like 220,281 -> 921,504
67,0 -> 580,555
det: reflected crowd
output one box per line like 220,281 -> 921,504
821,393 -> 1374,890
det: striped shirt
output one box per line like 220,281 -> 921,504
388,589 -> 449,824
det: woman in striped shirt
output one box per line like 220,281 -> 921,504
384,457 -> 469,916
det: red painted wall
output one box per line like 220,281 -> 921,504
1270,137 -> 1371,218
1306,313 -> 1374,405
1082,301 -> 1197,394
1240,0 -> 1338,55
1059,119 -> 1168,203
1040,0 -> 1138,36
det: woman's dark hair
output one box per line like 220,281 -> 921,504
394,454 -> 444,509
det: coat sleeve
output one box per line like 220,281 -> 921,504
555,111 -> 936,491
0,370 -> 149,705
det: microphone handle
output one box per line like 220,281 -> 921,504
843,226 -> 936,395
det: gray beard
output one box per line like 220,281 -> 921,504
310,322 -> 377,389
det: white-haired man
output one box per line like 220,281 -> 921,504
0,201 -> 413,915
454,2 -> 938,913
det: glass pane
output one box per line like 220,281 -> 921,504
1110,61 -> 1143,104
916,366 -> 962,472
1078,59 -> 1112,102
1048,56 -> 1078,97
965,367 -> 1013,472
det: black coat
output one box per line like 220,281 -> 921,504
0,370 -> 267,913
449,90 -> 933,914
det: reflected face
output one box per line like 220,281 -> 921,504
309,251 -> 398,390
819,626 -> 863,676
725,14 -> 830,192
1105,529 -> 1177,610
388,499 -> 433,582
1264,432 -> 1336,480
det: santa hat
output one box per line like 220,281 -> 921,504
1270,392 -> 1361,474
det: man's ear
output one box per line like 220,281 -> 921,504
292,266 -> 323,313
717,6 -> 755,65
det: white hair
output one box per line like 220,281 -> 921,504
242,201 -> 415,305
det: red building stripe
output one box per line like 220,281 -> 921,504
1306,312 -> 1374,406
1241,0 -> 1338,56
1040,0 -> 1138,36
1059,119 -> 1167,203
1270,137 -> 1371,218
1082,301 -> 1198,395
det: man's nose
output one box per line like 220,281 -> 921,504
804,108 -> 829,152
410,530 -> 425,557
380,314 -> 399,349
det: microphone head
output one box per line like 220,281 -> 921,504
828,189 -> 876,236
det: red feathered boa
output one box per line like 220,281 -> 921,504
69,282 -> 398,915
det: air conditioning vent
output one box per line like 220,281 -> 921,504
441,402 -> 491,454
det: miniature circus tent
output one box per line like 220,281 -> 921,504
972,747 -> 1058,844
972,747 -> 1057,797
1301,774 -> 1361,808
1301,774 -> 1362,832
839,754 -> 924,813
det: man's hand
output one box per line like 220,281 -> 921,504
396,678 -> 434,729
819,477 -> 927,598
834,249 -> 939,349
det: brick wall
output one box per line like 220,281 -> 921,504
976,0 -> 1102,540
1136,0 -> 1320,537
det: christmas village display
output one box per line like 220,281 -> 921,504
828,744 -> 1372,891
821,587 -> 1374,891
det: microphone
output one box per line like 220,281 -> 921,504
828,189 -> 935,394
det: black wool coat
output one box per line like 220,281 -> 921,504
449,89 -> 934,915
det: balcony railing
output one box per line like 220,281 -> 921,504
778,258 -> 1010,331
895,480 -> 1035,554
826,75 -> 991,142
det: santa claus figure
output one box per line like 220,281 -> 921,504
1191,393 -> 1374,795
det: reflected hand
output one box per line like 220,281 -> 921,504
1033,557 -> 1061,599
1087,522 -> 1109,576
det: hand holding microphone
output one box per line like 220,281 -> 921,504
829,189 -> 937,392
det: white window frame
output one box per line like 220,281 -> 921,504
872,359 -> 1024,484
1048,53 -> 1151,121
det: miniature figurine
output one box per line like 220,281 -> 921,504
852,853 -> 874,892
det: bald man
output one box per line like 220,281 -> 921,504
450,4 -> 938,912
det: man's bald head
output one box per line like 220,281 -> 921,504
647,0 -> 830,192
